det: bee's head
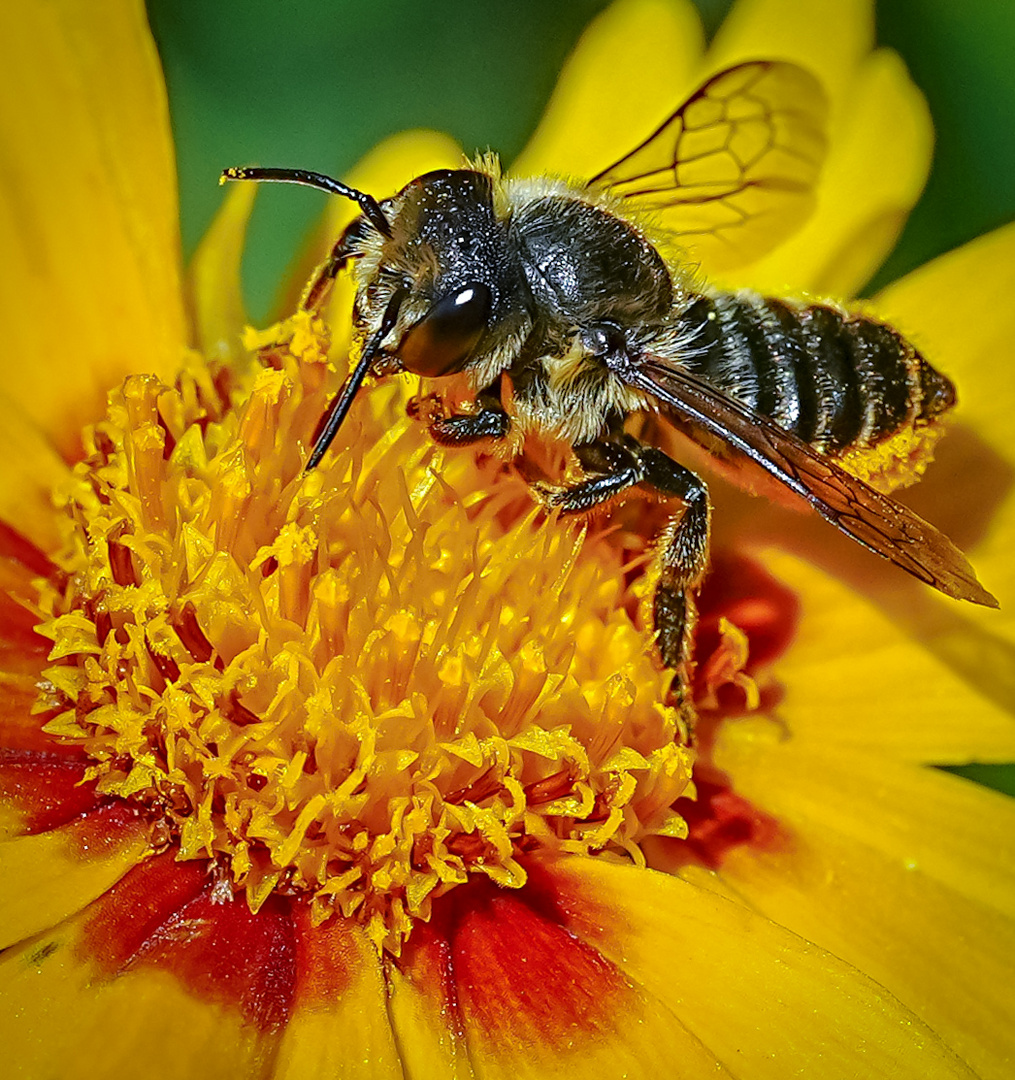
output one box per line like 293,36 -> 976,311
352,168 -> 530,382
220,164 -> 531,469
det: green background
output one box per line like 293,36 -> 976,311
144,0 -> 1015,794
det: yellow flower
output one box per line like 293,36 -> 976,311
1,1 -> 1013,1079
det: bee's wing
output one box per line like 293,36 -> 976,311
614,353 -> 998,607
589,61 -> 828,271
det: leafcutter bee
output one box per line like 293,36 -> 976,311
224,60 -> 997,694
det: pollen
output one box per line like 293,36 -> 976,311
837,419 -> 948,493
33,314 -> 693,954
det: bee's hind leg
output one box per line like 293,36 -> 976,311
544,436 -> 711,696
651,473 -> 711,683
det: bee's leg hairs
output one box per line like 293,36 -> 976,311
544,435 -> 710,695
422,382 -> 511,446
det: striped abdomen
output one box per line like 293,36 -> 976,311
678,291 -> 955,453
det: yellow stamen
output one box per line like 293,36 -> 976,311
35,314 -> 694,954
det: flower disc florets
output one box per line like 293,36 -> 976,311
34,315 -> 693,952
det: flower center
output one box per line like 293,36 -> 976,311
35,315 -> 694,953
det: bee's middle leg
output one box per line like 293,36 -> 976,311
545,436 -> 711,684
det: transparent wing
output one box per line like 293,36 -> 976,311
611,353 -> 997,607
589,61 -> 828,270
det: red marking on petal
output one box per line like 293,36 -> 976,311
0,546 -> 56,672
695,552 -> 799,671
64,800 -> 147,859
81,853 -> 297,1032
0,521 -> 57,578
0,590 -> 48,660
290,901 -> 358,1006
400,877 -> 630,1051
129,892 -> 297,1032
452,884 -> 630,1046
668,769 -> 784,869
0,675 -> 83,754
0,750 -> 100,832
80,853 -> 208,970
397,908 -> 464,1035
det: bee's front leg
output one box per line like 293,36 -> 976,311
543,435 -> 711,698
300,219 -> 368,315
413,381 -> 511,447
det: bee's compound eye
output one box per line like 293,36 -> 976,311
398,282 -> 492,377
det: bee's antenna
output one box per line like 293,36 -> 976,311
221,166 -> 392,238
304,287 -> 407,471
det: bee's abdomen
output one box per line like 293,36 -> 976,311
680,292 -> 955,452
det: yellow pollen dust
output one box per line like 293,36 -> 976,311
34,314 -> 693,953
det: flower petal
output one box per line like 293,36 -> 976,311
715,718 -> 1015,921
511,0 -> 705,181
541,855 -> 978,1078
385,932 -> 475,1080
0,555 -> 55,675
875,223 -> 1015,599
0,750 -> 97,842
0,803 -> 149,949
729,48 -> 932,296
708,0 -> 872,107
0,392 -> 73,555
710,721 -> 1015,1079
0,672 -> 60,759
0,0 -> 185,455
389,880 -> 730,1079
0,876 -> 283,1079
188,180 -> 257,365
0,854 -> 307,1076
760,550 -> 1015,764
271,906 -> 403,1080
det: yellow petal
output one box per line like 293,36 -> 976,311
875,221 -> 1015,398
0,730 -> 97,844
760,550 -> 1015,764
0,854 -> 304,1077
0,391 -> 71,554
875,223 -> 1015,600
384,927 -> 475,1080
730,48 -> 932,296
0,804 -> 148,949
708,0 -> 873,108
0,907 -> 277,1079
0,0 -> 185,455
715,718 -> 1015,920
389,886 -> 730,1080
272,908 -> 403,1080
547,855 -> 978,1079
188,181 -> 257,365
511,0 -> 705,181
712,723 -> 1015,1079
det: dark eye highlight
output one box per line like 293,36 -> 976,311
398,282 -> 492,377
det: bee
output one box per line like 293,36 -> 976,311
224,60 -> 996,693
